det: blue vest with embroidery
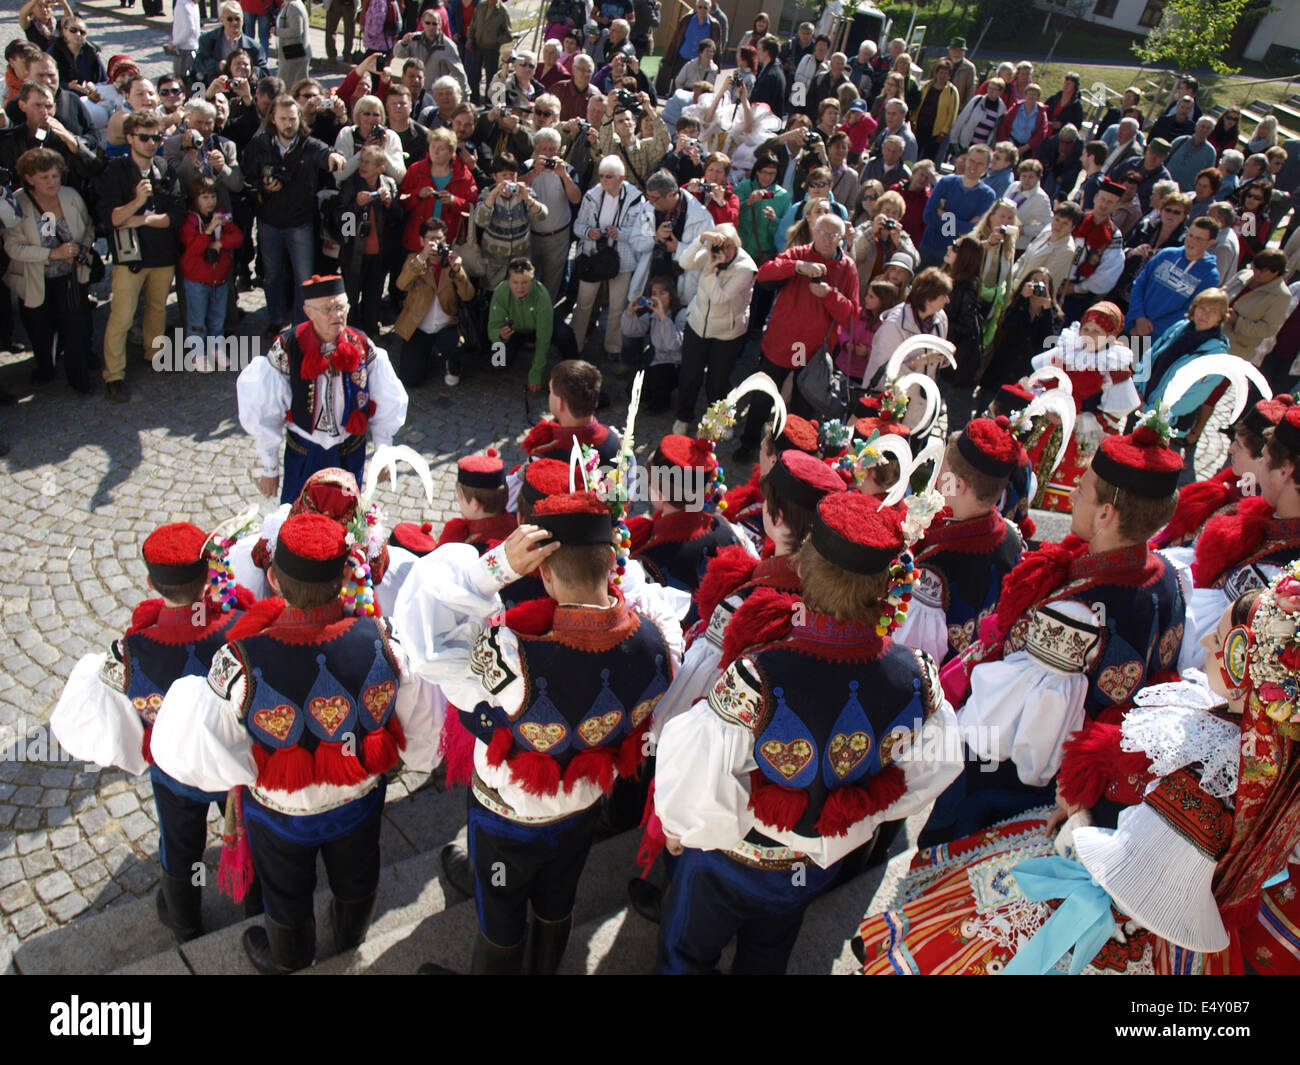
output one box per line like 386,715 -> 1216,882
745,627 -> 936,840
276,326 -> 373,437
231,615 -> 402,769
465,604 -> 672,770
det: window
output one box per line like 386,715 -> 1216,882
1092,0 -> 1118,17
1138,0 -> 1167,28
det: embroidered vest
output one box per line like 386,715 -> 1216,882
103,604 -> 245,766
912,512 -> 1023,661
466,597 -> 672,798
711,617 -> 942,842
635,511 -> 742,625
1210,516 -> 1300,596
211,610 -> 405,791
270,325 -> 375,438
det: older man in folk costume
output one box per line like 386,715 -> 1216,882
238,275 -> 409,505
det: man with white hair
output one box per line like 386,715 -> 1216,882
869,98 -> 919,163
862,133 -> 910,188
195,2 -> 267,81
522,127 -> 582,300
735,212 -> 858,463
1166,115 -> 1217,191
602,18 -> 637,65
809,51 -> 851,112
418,75 -> 462,129
1218,148 -> 1244,200
164,98 -> 242,210
1209,201 -> 1240,280
1101,115 -> 1143,171
395,10 -> 470,99
848,40 -> 877,97
553,52 -> 598,120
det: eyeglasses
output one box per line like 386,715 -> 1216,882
67,27 -> 86,35
1163,206 -> 1185,214
160,87 -> 183,96
223,16 -> 241,22
132,132 -> 164,142
598,171 -> 619,179
516,60 -> 535,67
534,109 -> 554,117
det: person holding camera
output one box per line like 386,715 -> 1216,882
333,94 -> 408,184
619,275 -> 685,413
98,112 -> 186,403
242,95 -> 348,330
489,51 -> 545,109
3,147 -> 95,394
177,176 -> 244,372
395,9 -> 470,99
684,151 -> 738,225
394,216 -> 475,387
475,153 -> 548,291
164,100 -> 243,212
398,125 -> 476,255
332,145 -> 400,336
521,128 -> 581,302
851,189 -> 918,297
472,101 -> 536,175
597,88 -> 669,192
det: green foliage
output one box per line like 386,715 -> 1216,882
1131,0 -> 1251,77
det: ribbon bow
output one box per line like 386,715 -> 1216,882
1002,856 -> 1117,975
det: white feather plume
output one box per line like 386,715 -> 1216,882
884,334 -> 957,381
206,505 -> 261,551
895,372 -> 941,437
1022,390 -> 1077,476
1026,365 -> 1073,396
1158,355 -> 1271,425
622,370 -> 645,454
859,431 -> 914,500
362,444 -> 435,507
725,372 -> 786,439
568,435 -> 589,492
904,434 -> 946,501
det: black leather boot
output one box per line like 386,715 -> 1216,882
525,912 -> 573,975
330,890 -> 377,953
470,929 -> 526,975
439,842 -> 475,897
155,872 -> 203,942
242,914 -> 316,974
626,877 -> 663,924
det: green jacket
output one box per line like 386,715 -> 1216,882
734,179 -> 791,261
488,278 -> 554,385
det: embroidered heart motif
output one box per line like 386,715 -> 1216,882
880,727 -> 914,766
361,680 -> 396,722
631,695 -> 660,727
759,738 -> 814,781
947,619 -> 976,653
1097,660 -> 1143,703
132,692 -> 164,723
519,722 -> 566,751
577,710 -> 623,746
308,695 -> 351,738
1159,623 -> 1184,668
252,704 -> 297,743
828,731 -> 872,779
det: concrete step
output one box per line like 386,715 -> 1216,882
12,774 -> 463,975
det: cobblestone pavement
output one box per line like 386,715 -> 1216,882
0,8 -> 1238,967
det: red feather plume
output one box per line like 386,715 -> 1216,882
1058,720 -> 1152,809
504,596 -> 558,636
1153,469 -> 1238,549
694,546 -> 760,630
995,536 -> 1089,639
721,587 -> 799,668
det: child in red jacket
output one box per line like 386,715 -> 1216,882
177,177 -> 244,373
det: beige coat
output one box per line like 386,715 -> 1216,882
1224,268 -> 1293,362
3,187 -> 93,307
394,251 -> 476,341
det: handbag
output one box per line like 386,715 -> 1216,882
796,322 -> 851,421
451,209 -> 485,278
574,236 -> 620,282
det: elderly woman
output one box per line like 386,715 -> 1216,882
866,265 -> 951,390
537,39 -> 567,91
398,126 -> 477,254
334,95 -> 408,183
1044,72 -> 1083,134
1027,300 -> 1140,512
996,82 -> 1048,154
852,188 -> 918,296
672,223 -> 757,433
570,155 -> 655,357
2,148 -> 95,393
1141,287 -> 1230,418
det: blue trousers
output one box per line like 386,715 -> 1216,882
150,768 -> 226,878
243,12 -> 272,55
657,847 -> 840,974
281,432 -> 366,504
259,221 -> 315,326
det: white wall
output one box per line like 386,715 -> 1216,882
1244,2 -> 1300,62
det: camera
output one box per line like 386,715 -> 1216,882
261,163 -> 288,186
503,316 -> 514,329
881,218 -> 899,230
998,224 -> 1010,236
502,181 -> 520,196
699,181 -> 716,194
636,296 -> 653,309
368,124 -> 387,140
74,250 -> 90,267
185,130 -> 208,150
614,88 -> 643,117
1030,281 -> 1048,297
433,240 -> 451,266
684,137 -> 700,151
805,130 -> 821,144
542,156 -> 560,169
756,188 -> 774,200
709,240 -> 727,254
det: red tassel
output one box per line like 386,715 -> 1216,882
252,744 -> 271,777
615,721 -> 649,779
995,536 -> 1088,640
1153,470 -> 1237,549
504,596 -> 558,636
626,514 -> 654,555
226,597 -> 287,642
814,767 -> 907,837
486,725 -> 514,767
439,709 -> 477,788
386,713 -> 406,751
634,777 -> 664,877
258,745 -> 315,792
748,771 -> 809,832
217,786 -> 254,903
362,726 -> 400,775
436,517 -> 471,547
694,545 -> 760,629
1192,496 -> 1273,588
508,750 -> 562,796
344,409 -> 369,436
721,587 -> 799,669
1058,721 -> 1152,809
128,599 -> 165,636
314,740 -> 371,786
520,421 -> 557,456
563,748 -> 617,794
140,726 -> 154,767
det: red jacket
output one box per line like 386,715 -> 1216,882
756,243 -> 859,368
398,154 -> 477,251
178,212 -> 244,285
996,102 -> 1049,153
699,184 -> 739,226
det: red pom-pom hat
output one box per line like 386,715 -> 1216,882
1243,393 -> 1294,440
854,416 -> 910,440
958,416 -> 1028,478
1272,404 -> 1300,455
301,274 -> 345,300
997,382 -> 1034,411
652,434 -> 718,473
520,458 -> 573,505
458,447 -> 506,490
389,521 -> 438,556
773,414 -> 820,455
809,493 -> 907,575
769,449 -> 847,511
533,491 -> 614,546
1092,425 -> 1184,499
274,513 -> 350,582
142,523 -> 209,585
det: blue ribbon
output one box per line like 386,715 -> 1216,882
1002,856 -> 1118,975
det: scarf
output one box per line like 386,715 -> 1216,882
1071,212 -> 1118,279
296,321 -> 363,380
1148,323 -> 1225,397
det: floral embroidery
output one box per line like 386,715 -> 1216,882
307,694 -> 351,738
947,618 -> 976,654
252,704 -> 297,743
131,692 -> 164,723
759,737 -> 814,780
881,727 -> 914,766
708,662 -> 762,728
470,629 -> 516,695
577,710 -> 623,746
630,694 -> 661,727
361,680 -> 396,723
207,644 -> 244,700
828,731 -> 871,779
99,641 -> 128,694
1097,660 -> 1144,703
518,721 -> 566,751
1159,622 -> 1184,669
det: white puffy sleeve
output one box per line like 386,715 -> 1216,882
236,350 -> 292,477
385,623 -> 444,773
390,542 -> 527,719
376,544 -> 420,618
885,686 -> 964,822
1180,585 -> 1230,673
363,343 -> 409,450
655,657 -> 762,853
228,533 -> 273,601
893,565 -> 950,666
960,599 -> 1100,787
150,654 -> 258,794
619,557 -> 688,659
50,650 -> 148,777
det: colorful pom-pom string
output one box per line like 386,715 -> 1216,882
205,535 -> 240,612
341,546 -> 376,616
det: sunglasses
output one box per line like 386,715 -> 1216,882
599,171 -> 619,179
534,109 -> 554,117
133,132 -> 163,142
516,60 -> 535,67
67,27 -> 87,35
223,16 -> 240,21
160,87 -> 183,96
808,180 -> 830,188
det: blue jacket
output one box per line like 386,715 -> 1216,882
1125,248 -> 1219,340
1141,319 -> 1230,416
194,28 -> 268,81
920,174 -> 996,258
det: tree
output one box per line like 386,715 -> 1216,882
1132,0 -> 1252,76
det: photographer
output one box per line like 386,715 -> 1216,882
559,95 -> 603,190
673,224 -> 755,432
242,95 -> 347,329
489,256 -> 579,390
488,51 -> 545,109
164,99 -> 243,212
521,128 -> 580,301
685,151 -> 738,225
472,101 -> 535,176
851,189 -> 917,297
655,116 -> 705,185
632,169 -> 712,309
597,87 -> 669,192
333,95 -> 408,183
394,216 -> 475,387
332,145 -> 399,336
395,10 -> 470,99
475,153 -> 548,290
619,275 -> 684,413
220,74 -> 283,149
398,126 -> 476,257
292,79 -> 348,146
97,112 -> 186,403
3,147 -> 95,394
177,176 -> 244,372
774,167 -> 849,252
194,3 -> 268,83
0,81 -> 99,193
